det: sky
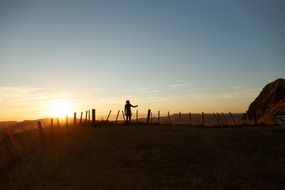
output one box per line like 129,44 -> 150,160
0,0 -> 285,121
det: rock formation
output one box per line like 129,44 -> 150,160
245,78 -> 285,124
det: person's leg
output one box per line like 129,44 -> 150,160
129,115 -> 132,125
126,115 -> 129,125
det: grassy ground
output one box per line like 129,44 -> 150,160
1,125 -> 285,190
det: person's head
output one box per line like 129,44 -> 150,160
126,100 -> 130,104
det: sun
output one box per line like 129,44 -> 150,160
49,100 -> 74,118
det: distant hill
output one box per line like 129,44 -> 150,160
0,118 -> 53,138
0,121 -> 18,128
245,78 -> 285,123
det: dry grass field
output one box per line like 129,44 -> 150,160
1,125 -> 285,190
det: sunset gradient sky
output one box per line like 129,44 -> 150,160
1,0 -> 285,121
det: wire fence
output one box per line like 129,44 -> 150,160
0,108 -> 283,171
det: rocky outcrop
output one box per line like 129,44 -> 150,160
245,78 -> 285,124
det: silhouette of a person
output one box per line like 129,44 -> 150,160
124,100 -> 138,125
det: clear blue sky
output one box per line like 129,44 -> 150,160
1,0 -> 285,120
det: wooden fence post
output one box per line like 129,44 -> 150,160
85,111 -> 88,123
88,110 -> 91,123
189,112 -> 192,126
92,109 -> 96,124
168,111 -> 171,125
158,110 -> 160,124
202,112 -> 205,127
38,121 -> 43,131
73,112 -> 77,126
179,112 -> 182,125
50,118 -> 54,135
80,112 -> 83,125
57,118 -> 60,128
106,110 -> 112,123
147,109 -> 151,124
115,110 -> 120,124
150,111 -> 153,124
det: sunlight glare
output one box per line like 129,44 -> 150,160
49,100 -> 74,118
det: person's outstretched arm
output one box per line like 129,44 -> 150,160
131,104 -> 138,108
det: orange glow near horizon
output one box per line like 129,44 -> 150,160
0,88 -> 256,121
0,97 -> 252,121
